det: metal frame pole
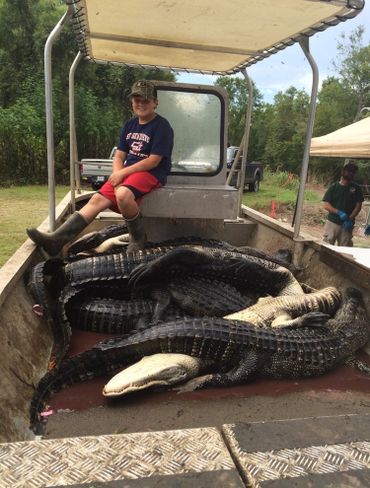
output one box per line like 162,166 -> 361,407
293,37 -> 319,240
44,8 -> 73,230
69,52 -> 83,212
237,69 -> 253,216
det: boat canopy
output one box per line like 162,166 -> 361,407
67,0 -> 364,74
310,116 -> 370,159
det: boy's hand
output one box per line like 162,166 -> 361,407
109,169 -> 126,187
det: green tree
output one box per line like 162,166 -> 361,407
263,87 -> 310,173
215,75 -> 264,150
333,25 -> 370,120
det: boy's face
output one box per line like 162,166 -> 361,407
131,96 -> 157,119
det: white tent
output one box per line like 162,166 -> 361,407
310,116 -> 370,159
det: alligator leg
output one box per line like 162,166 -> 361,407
175,350 -> 263,392
272,311 -> 330,328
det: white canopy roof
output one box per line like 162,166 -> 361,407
68,0 -> 364,74
310,116 -> 370,159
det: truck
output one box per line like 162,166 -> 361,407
227,145 -> 264,191
79,147 -> 116,190
0,1 -> 369,487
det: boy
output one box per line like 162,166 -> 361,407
27,80 -> 174,255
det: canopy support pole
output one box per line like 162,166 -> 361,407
237,68 -> 253,217
69,51 -> 83,212
292,37 -> 319,265
44,7 -> 73,230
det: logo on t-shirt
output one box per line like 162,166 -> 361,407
127,132 -> 150,159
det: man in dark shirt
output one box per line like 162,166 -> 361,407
27,80 -> 174,255
322,163 -> 364,246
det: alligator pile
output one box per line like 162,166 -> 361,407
27,226 -> 370,429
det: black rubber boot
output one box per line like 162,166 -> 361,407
26,211 -> 88,256
125,212 -> 147,254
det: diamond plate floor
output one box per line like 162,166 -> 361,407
223,414 -> 370,487
1,415 -> 369,487
0,427 -> 242,488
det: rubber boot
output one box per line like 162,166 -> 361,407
26,211 -> 88,256
125,212 -> 147,254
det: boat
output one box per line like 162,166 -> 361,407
0,1 -> 369,486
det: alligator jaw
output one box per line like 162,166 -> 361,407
102,353 -> 202,397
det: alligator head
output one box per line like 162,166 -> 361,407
102,353 -> 204,397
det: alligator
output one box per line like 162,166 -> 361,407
30,288 -> 369,427
27,241 -> 299,365
225,286 -> 341,328
67,223 -> 129,255
67,230 -> 297,274
54,277 -> 253,356
27,258 -> 71,366
128,246 -> 304,296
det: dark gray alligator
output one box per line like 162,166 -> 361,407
128,246 -> 303,296
64,243 -> 299,290
68,232 -> 296,273
30,288 -> 369,427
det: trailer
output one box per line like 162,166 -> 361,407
0,1 -> 369,487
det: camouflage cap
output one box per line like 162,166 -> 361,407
129,80 -> 157,100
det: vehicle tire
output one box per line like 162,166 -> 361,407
91,180 -> 103,191
249,178 -> 260,192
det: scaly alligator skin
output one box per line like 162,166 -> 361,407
27,259 -> 71,365
69,232 -> 296,272
166,277 -> 254,316
129,246 -> 303,296
64,239 -> 298,287
59,277 -> 252,339
225,287 -> 341,327
30,288 -> 369,427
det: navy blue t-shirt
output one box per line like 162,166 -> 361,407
117,114 -> 174,185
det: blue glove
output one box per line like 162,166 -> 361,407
342,220 -> 354,231
337,210 -> 348,221
365,224 -> 370,236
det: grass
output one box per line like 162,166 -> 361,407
0,185 -> 69,267
242,169 -> 322,210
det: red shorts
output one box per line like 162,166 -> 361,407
98,171 -> 162,214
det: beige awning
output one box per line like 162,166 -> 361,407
68,0 -> 363,74
310,116 -> 370,159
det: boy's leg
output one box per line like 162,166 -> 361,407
113,172 -> 162,253
115,185 -> 146,253
27,193 -> 112,256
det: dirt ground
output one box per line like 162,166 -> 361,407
258,182 -> 369,247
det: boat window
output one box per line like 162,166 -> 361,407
156,89 -> 223,175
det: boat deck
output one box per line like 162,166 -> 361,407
1,414 -> 369,487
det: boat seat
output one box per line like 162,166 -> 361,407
139,184 -> 239,220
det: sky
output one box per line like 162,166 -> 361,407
176,2 -> 370,103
